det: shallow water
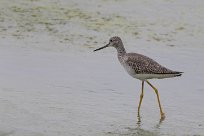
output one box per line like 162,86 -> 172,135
0,0 -> 204,136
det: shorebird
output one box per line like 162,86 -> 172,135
94,36 -> 183,120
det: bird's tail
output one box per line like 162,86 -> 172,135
173,71 -> 183,77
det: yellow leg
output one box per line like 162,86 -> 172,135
146,80 -> 165,120
138,81 -> 144,115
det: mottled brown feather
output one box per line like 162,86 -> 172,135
124,53 -> 181,75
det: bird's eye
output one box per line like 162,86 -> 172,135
110,39 -> 113,42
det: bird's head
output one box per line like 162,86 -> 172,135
94,36 -> 123,52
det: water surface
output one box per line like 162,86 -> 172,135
0,0 -> 204,136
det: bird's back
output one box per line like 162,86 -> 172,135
119,53 -> 182,80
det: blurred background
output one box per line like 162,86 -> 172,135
0,0 -> 204,136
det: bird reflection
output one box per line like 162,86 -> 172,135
137,113 -> 142,127
137,113 -> 165,129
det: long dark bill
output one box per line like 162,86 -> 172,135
93,44 -> 109,52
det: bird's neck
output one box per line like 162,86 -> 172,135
116,44 -> 126,57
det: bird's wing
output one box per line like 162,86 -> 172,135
124,53 -> 176,74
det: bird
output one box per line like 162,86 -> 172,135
93,36 -> 183,120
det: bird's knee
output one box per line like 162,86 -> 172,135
154,88 -> 158,94
140,94 -> 144,99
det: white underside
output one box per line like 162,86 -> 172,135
132,73 -> 177,80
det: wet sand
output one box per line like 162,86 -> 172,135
0,0 -> 204,136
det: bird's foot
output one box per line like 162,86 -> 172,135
160,112 -> 166,121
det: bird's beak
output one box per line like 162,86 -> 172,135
93,43 -> 109,52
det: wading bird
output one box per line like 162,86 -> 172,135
94,36 -> 182,120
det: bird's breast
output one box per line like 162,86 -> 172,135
119,59 -> 136,78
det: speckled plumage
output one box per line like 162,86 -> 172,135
122,53 -> 182,75
107,36 -> 183,80
94,36 -> 183,119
